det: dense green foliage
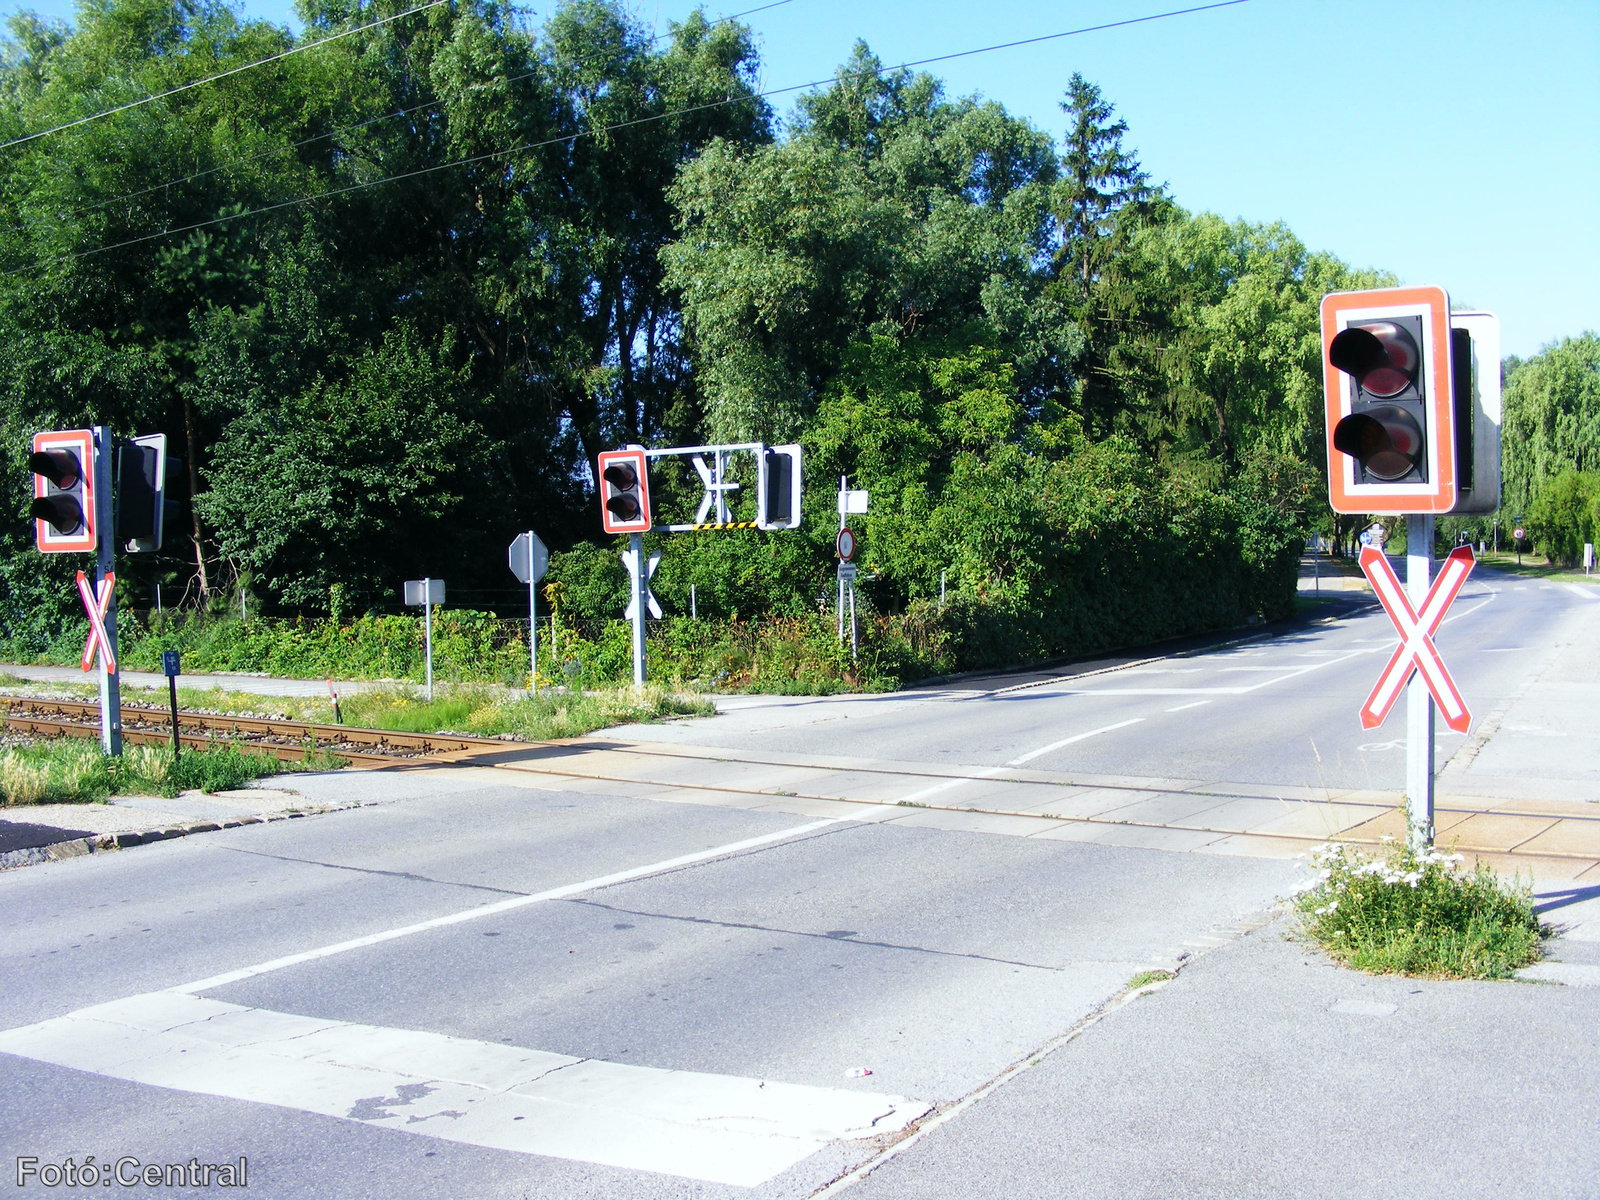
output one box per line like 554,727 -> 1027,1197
0,0 -> 1518,686
1295,840 -> 1543,980
1501,334 -> 1600,564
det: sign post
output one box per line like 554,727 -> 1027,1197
162,651 -> 181,760
837,479 -> 868,647
91,426 -> 120,754
1405,515 -> 1436,850
403,579 -> 445,700
1357,539 -> 1476,851
508,532 -> 549,695
620,536 -> 661,686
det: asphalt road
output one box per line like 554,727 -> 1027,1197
1,563 -> 1595,1198
614,564 -> 1600,794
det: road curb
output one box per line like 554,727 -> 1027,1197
0,806 -> 330,873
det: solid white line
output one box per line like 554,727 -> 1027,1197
1007,719 -> 1144,766
169,818 -> 845,995
1165,700 -> 1211,713
0,993 -> 928,1187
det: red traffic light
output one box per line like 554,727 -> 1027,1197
1332,405 -> 1424,481
597,448 -> 651,534
1328,321 -> 1420,398
602,461 -> 641,522
30,430 -> 97,553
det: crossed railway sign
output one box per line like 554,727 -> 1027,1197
1358,545 -> 1475,734
75,570 -> 117,675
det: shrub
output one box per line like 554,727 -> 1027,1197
1294,839 -> 1544,980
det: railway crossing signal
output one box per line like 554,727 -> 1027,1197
757,444 -> 802,531
1358,545 -> 1475,734
598,447 -> 652,535
29,429 -> 96,553
1322,286 -> 1457,514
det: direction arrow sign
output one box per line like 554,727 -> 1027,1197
508,531 -> 548,584
1358,545 -> 1476,733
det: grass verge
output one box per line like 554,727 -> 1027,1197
0,738 -> 343,805
1293,839 -> 1545,980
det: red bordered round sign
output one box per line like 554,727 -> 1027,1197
836,528 -> 856,561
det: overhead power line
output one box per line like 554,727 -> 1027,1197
0,0 -> 452,153
10,0 -> 1250,276
4,0 -> 794,237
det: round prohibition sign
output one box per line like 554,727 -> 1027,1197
836,528 -> 856,562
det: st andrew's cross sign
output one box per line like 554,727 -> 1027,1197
1357,545 -> 1476,734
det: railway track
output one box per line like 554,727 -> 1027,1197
0,697 -> 518,769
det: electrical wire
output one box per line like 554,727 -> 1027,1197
7,0 -> 1250,276
0,0 -> 452,153
2,0 -> 794,236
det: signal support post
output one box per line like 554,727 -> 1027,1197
1321,286 -> 1501,850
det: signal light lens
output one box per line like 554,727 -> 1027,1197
1332,405 -> 1424,481
27,448 -> 82,490
606,494 -> 642,522
30,493 -> 84,534
1329,321 -> 1419,398
603,462 -> 638,491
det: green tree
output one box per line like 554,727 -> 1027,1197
1501,333 -> 1600,515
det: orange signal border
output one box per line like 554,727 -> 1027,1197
32,429 -> 97,554
597,447 -> 652,535
1321,285 -> 1456,515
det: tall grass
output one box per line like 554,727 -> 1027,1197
0,739 -> 339,805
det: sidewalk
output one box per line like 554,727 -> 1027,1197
844,904 -> 1600,1200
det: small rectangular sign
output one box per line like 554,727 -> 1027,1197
837,562 -> 858,581
161,651 -> 181,678
404,579 -> 445,606
837,489 -> 869,516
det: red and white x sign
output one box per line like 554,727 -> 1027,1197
1358,545 -> 1474,733
76,570 -> 117,675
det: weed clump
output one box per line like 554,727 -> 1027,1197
1294,840 -> 1544,980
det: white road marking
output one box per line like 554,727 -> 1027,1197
1165,700 -> 1212,713
895,766 -> 1010,805
1006,719 -> 1145,766
0,994 -> 927,1187
894,718 -> 1146,804
1563,584 -> 1598,601
171,819 -> 844,996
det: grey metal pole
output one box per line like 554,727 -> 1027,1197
424,598 -> 434,702
849,582 -> 857,660
92,426 -> 122,755
1406,513 -> 1434,851
630,532 -> 647,686
528,571 -> 538,697
690,583 -> 697,621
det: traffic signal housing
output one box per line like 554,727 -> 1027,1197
1443,311 -> 1502,515
757,444 -> 803,531
598,447 -> 652,535
28,429 -> 97,553
1322,286 -> 1458,514
118,433 -> 177,553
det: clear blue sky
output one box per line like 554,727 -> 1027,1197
10,0 -> 1597,357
